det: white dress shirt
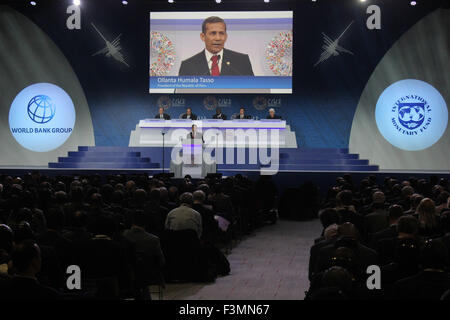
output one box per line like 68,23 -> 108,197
204,49 -> 223,74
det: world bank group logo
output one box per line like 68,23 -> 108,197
375,79 -> 448,151
9,83 -> 76,152
27,95 -> 56,124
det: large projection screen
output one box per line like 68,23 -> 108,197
149,11 -> 293,94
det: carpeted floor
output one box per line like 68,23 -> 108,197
159,219 -> 321,300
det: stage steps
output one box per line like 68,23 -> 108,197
48,147 -> 378,172
49,146 -> 161,169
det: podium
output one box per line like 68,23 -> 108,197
170,139 -> 216,178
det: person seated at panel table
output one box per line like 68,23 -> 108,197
181,107 -> 198,120
155,107 -> 171,120
212,107 -> 227,120
232,107 -> 252,120
266,108 -> 282,120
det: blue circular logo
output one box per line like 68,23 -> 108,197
27,95 -> 56,124
9,83 -> 76,152
375,79 -> 448,151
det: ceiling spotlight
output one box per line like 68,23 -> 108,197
122,0 -> 128,4
264,0 -> 270,3
360,0 -> 366,2
410,1 -> 417,5
30,1 -> 36,5
215,0 -> 222,3
168,0 -> 174,3
73,0 -> 80,6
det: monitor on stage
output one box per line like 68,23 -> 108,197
149,11 -> 293,94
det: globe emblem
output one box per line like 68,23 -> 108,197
27,95 -> 56,124
397,102 -> 425,130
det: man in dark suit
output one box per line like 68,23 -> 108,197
266,108 -> 282,119
181,107 -> 197,120
212,108 -> 227,120
187,124 -> 204,143
155,107 -> 170,120
178,16 -> 254,76
0,240 -> 61,300
233,107 -> 251,120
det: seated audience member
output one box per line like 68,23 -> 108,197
165,192 -> 202,239
306,266 -> 353,300
266,108 -> 282,119
37,207 -> 74,270
192,190 -> 219,244
375,215 -> 421,266
208,183 -> 233,222
435,191 -> 450,214
381,237 -> 421,288
123,211 -> 165,300
155,107 -> 170,120
404,193 -> 424,215
364,191 -> 389,236
393,239 -> 450,300
309,224 -> 339,280
415,198 -> 442,238
369,204 -> 403,248
76,215 -> 133,298
436,211 -> 450,258
317,208 -> 339,239
233,107 -> 251,120
212,107 -> 227,120
312,223 -> 378,279
398,186 -> 414,211
0,240 -> 61,300
181,107 -> 197,120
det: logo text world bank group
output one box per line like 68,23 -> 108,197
9,83 -> 76,152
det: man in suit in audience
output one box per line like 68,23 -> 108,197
369,204 -> 403,248
233,107 -> 251,120
375,215 -> 423,266
155,107 -> 170,120
436,211 -> 450,258
181,107 -> 198,120
212,108 -> 227,120
192,190 -> 219,244
165,193 -> 203,239
393,240 -> 450,300
0,240 -> 61,300
178,16 -> 254,76
266,108 -> 282,119
364,191 -> 389,236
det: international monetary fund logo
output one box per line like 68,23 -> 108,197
9,83 -> 76,152
375,79 -> 448,151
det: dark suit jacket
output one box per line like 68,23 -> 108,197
181,113 -> 198,120
213,113 -> 227,120
393,271 -> 450,300
155,113 -> 170,120
178,48 -> 254,76
123,227 -> 165,268
233,114 -> 252,120
0,276 -> 61,300
266,115 -> 282,119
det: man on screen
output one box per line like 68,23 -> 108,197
181,107 -> 198,120
155,107 -> 171,120
178,16 -> 254,76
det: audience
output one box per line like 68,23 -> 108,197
307,175 -> 450,300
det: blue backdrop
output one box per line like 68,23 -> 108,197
9,0 -> 444,147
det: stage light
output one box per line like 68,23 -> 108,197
122,0 -> 128,5
168,0 -> 174,3
73,0 -> 80,6
30,1 -> 36,5
410,1 -> 417,5
360,0 -> 367,2
264,0 -> 270,3
215,0 -> 222,4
